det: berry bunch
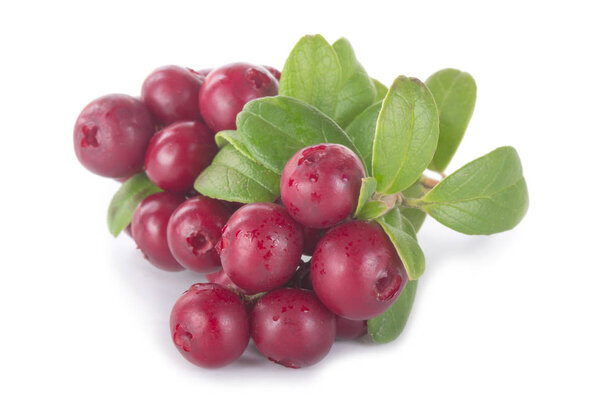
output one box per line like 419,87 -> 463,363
76,34 -> 528,369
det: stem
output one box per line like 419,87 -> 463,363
402,197 -> 422,209
420,176 -> 440,189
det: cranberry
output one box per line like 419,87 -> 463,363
206,269 -> 248,295
170,283 -> 249,368
218,203 -> 303,294
280,144 -> 365,229
73,94 -> 155,178
301,226 -> 324,256
141,65 -> 204,126
250,288 -> 335,368
311,220 -> 408,320
167,196 -> 231,273
335,316 -> 367,340
144,121 -> 217,192
262,65 -> 281,81
199,63 -> 278,132
131,192 -> 184,271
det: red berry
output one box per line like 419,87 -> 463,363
199,63 -> 278,132
280,144 -> 365,229
311,220 -> 408,320
141,65 -> 204,126
73,94 -> 155,178
170,283 -> 249,368
250,288 -> 335,368
131,192 -> 184,271
206,269 -> 248,295
167,196 -> 231,273
335,316 -> 367,340
218,203 -> 303,294
262,65 -> 281,81
144,121 -> 217,192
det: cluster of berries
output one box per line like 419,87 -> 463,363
74,62 -> 408,369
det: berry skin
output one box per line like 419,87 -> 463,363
310,220 -> 408,320
170,283 -> 250,368
250,288 -> 335,368
131,192 -> 185,271
141,65 -> 204,126
206,269 -> 248,295
144,121 -> 217,192
218,203 -> 303,294
262,65 -> 281,81
335,316 -> 367,340
280,144 -> 365,229
167,196 -> 231,273
73,94 -> 155,178
199,63 -> 278,132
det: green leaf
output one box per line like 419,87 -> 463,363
194,145 -> 280,203
332,38 -> 376,127
354,177 -> 377,218
417,146 -> 529,235
345,101 -> 381,175
426,69 -> 477,172
214,130 -> 255,160
372,78 -> 388,102
368,279 -> 418,344
377,207 -> 426,280
236,96 -> 362,174
372,76 -> 439,194
355,200 -> 390,220
400,181 -> 427,232
279,34 -> 342,117
107,173 -> 161,237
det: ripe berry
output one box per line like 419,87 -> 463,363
205,269 -> 248,295
131,192 -> 184,271
218,203 -> 303,294
280,144 -> 365,229
262,65 -> 281,81
250,288 -> 335,368
199,63 -> 278,132
73,94 -> 155,178
311,220 -> 408,320
335,316 -> 367,340
144,121 -> 217,192
141,65 -> 204,126
167,196 -> 231,273
170,283 -> 249,368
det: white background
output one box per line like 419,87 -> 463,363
1,1 -> 598,399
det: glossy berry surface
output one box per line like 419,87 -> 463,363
250,288 -> 335,368
262,65 -> 281,81
141,65 -> 204,126
131,192 -> 184,271
73,94 -> 155,178
170,283 -> 249,368
218,203 -> 303,294
144,121 -> 217,192
206,269 -> 248,295
167,196 -> 231,273
311,220 -> 408,320
199,63 -> 278,132
335,316 -> 367,340
280,144 -> 365,229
